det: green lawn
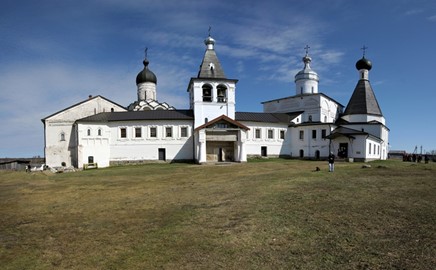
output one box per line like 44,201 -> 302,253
0,159 -> 435,269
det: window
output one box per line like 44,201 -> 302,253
299,130 -> 304,140
87,129 -> 91,136
135,127 -> 142,138
150,127 -> 157,138
165,127 -> 172,138
312,130 -> 317,139
202,84 -> 212,102
374,144 -> 376,155
321,129 -> 327,139
280,130 -> 285,140
98,129 -> 102,136
120,128 -> 127,138
308,115 -> 312,122
369,143 -> 372,154
216,123 -> 228,128
217,84 -> 227,102
60,132 -> 65,141
255,129 -> 261,139
181,127 -> 188,137
268,129 -> 274,139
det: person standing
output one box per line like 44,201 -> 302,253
328,152 -> 335,172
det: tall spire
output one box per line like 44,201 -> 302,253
343,54 -> 382,117
198,31 -> 226,78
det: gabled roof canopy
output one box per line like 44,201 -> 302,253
194,115 -> 249,132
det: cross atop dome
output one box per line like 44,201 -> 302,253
204,27 -> 215,50
361,45 -> 368,57
304,45 -> 310,56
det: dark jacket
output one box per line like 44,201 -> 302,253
328,154 -> 335,164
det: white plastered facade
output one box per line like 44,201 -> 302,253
42,36 -> 389,168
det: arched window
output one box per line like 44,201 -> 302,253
202,84 -> 212,102
87,129 -> 91,136
98,129 -> 102,136
217,84 -> 227,103
60,132 -> 65,141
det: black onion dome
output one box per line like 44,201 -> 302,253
356,57 -> 372,71
136,59 -> 157,85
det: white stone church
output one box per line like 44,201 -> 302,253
42,34 -> 389,168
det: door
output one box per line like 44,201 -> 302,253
218,148 -> 223,162
158,148 -> 166,161
261,146 -> 267,157
338,143 -> 348,158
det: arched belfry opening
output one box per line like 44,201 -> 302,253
202,84 -> 213,102
217,84 -> 227,103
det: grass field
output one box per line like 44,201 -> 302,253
0,159 -> 435,269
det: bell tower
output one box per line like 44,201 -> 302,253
187,33 -> 238,128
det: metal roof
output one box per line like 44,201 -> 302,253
77,110 -> 194,123
41,95 -> 127,122
343,79 -> 382,116
235,111 -> 302,123
197,48 -> 226,79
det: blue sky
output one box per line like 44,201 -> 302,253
1,0 -> 435,157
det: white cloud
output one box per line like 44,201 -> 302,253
427,14 -> 436,21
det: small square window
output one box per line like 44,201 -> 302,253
321,129 -> 326,139
135,127 -> 142,138
268,129 -> 274,139
165,127 -> 172,138
255,129 -> 261,139
181,127 -> 188,137
150,127 -> 157,138
120,128 -> 127,138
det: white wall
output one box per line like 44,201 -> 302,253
242,122 -> 290,157
77,123 -> 111,168
108,120 -> 194,163
189,80 -> 236,128
289,124 -> 332,158
263,94 -> 342,124
44,96 -> 126,168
